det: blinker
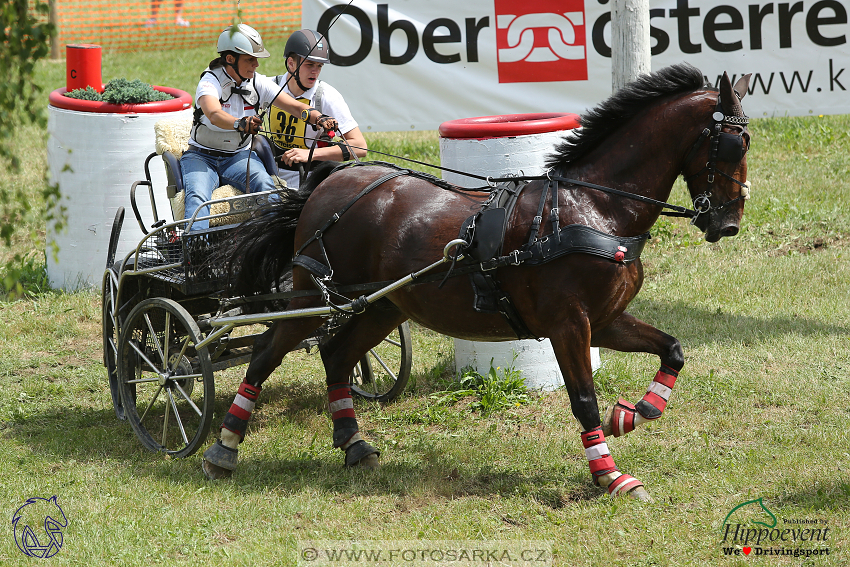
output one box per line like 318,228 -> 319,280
716,132 -> 746,162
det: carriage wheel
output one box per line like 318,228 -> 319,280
117,298 -> 214,457
350,322 -> 412,402
103,207 -> 125,420
102,270 -> 126,420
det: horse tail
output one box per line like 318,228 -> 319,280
226,187 -> 303,296
225,162 -> 344,296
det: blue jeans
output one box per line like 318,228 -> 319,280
180,148 -> 276,230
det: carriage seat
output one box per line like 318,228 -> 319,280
154,115 -> 280,225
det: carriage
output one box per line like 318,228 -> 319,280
101,136 -> 413,459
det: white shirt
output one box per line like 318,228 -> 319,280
266,76 -> 358,188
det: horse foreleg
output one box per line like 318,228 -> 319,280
591,311 -> 684,438
319,300 -> 407,469
550,325 -> 651,501
203,309 -> 324,480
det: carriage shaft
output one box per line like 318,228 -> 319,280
196,256 -> 449,350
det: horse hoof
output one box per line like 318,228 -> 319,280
203,439 -> 238,469
344,440 -> 380,468
627,486 -> 653,502
606,473 -> 649,500
202,459 -> 233,480
602,398 -> 639,438
602,405 -> 615,437
356,453 -> 381,469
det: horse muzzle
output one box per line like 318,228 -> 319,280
698,206 -> 742,242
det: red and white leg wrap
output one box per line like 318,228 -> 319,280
609,399 -> 638,437
328,383 -> 359,449
219,382 -> 262,449
607,473 -> 644,497
581,427 -> 617,479
581,426 -> 645,496
635,365 -> 679,420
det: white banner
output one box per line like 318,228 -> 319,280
302,0 -> 850,131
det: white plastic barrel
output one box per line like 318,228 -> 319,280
46,106 -> 192,290
45,44 -> 193,291
439,113 -> 601,391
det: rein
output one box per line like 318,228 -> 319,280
261,93 -> 749,225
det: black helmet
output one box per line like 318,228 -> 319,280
284,29 -> 330,65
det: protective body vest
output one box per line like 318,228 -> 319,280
191,66 -> 260,152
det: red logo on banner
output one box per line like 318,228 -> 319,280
494,0 -> 588,83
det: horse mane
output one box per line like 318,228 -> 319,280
545,63 -> 710,169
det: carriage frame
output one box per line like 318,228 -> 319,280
101,152 -> 414,458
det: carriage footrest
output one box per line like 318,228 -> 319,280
203,439 -> 239,470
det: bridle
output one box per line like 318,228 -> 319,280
681,93 -> 751,224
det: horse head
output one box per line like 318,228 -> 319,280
683,71 -> 752,242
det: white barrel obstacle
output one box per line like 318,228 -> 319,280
439,113 -> 601,390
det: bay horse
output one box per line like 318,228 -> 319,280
203,64 -> 752,500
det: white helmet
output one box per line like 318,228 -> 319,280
217,24 -> 270,58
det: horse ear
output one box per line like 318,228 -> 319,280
719,72 -> 745,117
733,74 -> 752,101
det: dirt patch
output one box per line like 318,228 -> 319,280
767,231 -> 849,257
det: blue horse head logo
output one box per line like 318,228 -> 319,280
12,496 -> 68,558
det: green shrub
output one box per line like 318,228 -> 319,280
430,358 -> 530,415
1,251 -> 51,299
64,85 -> 101,101
64,78 -> 172,104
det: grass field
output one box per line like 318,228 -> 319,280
1,49 -> 849,566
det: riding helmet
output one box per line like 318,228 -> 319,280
217,24 -> 270,58
284,29 -> 330,64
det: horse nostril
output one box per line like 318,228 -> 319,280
721,225 -> 739,237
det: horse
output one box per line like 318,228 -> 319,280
202,63 -> 752,501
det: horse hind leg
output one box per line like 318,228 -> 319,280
591,312 -> 684,438
319,299 -> 407,469
202,308 -> 325,480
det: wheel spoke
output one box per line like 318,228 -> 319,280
107,284 -> 118,329
126,376 -> 161,385
143,312 -> 166,367
161,388 -> 170,447
167,387 -> 190,445
381,337 -> 402,348
139,384 -> 164,422
107,335 -> 118,359
163,311 -> 172,368
369,348 -> 398,380
167,336 -> 192,374
172,380 -> 203,417
128,339 -> 164,374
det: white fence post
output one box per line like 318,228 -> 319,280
611,0 -> 651,90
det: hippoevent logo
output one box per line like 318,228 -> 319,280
494,0 -> 587,83
720,498 -> 832,559
12,496 -> 68,558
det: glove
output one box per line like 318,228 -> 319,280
236,115 -> 262,135
316,114 -> 338,135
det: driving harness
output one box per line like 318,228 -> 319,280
290,161 -> 649,340
455,177 -> 648,339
